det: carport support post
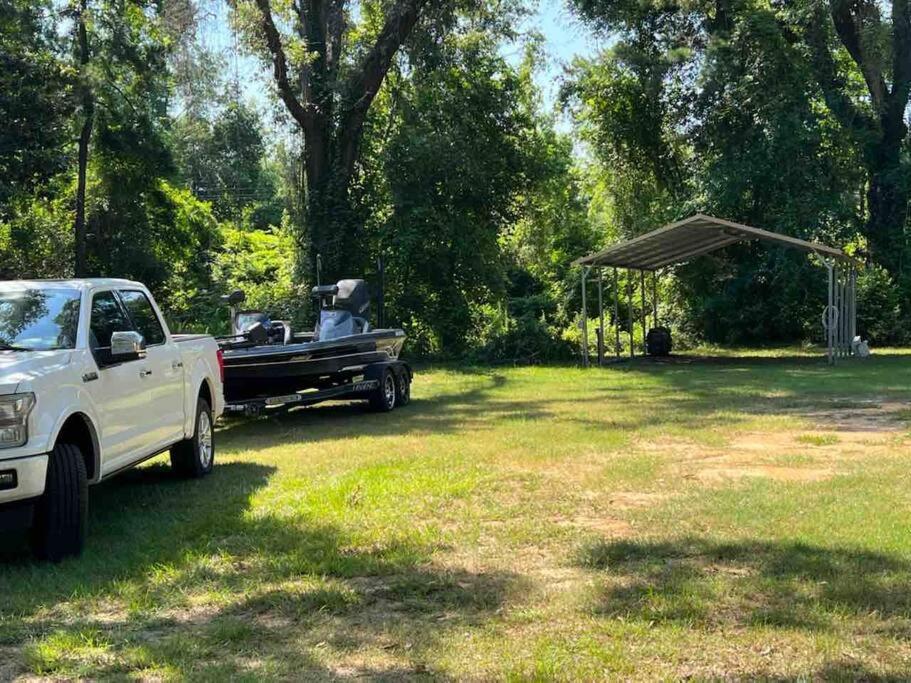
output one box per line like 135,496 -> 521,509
850,267 -> 857,351
580,266 -> 589,367
834,265 -> 840,359
840,269 -> 848,357
640,270 -> 647,355
826,259 -> 834,365
652,271 -> 658,328
597,268 -> 605,365
627,272 -> 634,358
613,268 -> 620,358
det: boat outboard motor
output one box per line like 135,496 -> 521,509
312,279 -> 372,341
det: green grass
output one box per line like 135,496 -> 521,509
3,349 -> 911,679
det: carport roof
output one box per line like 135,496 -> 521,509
574,214 -> 857,270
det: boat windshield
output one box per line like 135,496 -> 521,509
0,288 -> 81,351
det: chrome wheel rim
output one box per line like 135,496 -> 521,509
198,410 -> 213,468
384,374 -> 396,407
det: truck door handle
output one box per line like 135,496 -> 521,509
172,361 -> 183,370
139,369 -> 153,378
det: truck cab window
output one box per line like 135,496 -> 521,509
89,291 -> 133,351
119,290 -> 165,346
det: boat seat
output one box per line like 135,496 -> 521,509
315,310 -> 371,341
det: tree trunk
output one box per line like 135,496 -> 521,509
247,0 -> 428,286
73,0 -> 93,277
865,147 -> 909,276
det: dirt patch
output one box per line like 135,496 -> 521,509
0,647 -> 23,682
800,399 -> 909,433
554,515 -> 634,536
608,491 -> 667,510
693,465 -> 834,483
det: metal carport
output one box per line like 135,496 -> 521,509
574,214 -> 860,365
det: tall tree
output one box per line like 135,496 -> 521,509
231,0 -> 431,282
73,0 -> 93,276
802,0 -> 911,276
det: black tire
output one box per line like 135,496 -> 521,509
369,368 -> 397,412
31,443 -> 88,562
170,398 -> 215,479
395,367 -> 411,407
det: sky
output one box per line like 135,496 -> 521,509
196,0 -> 604,127
520,0 -> 604,108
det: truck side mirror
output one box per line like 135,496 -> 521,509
110,330 -> 147,363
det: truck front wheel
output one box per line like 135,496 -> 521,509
31,443 -> 88,562
170,399 -> 215,478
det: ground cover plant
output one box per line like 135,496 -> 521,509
2,350 -> 911,679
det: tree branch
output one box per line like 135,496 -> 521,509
336,0 -> 429,177
890,0 -> 911,110
830,0 -> 888,107
803,6 -> 877,139
249,0 -> 311,128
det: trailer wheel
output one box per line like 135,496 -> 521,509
31,443 -> 88,562
369,368 -> 397,412
171,398 -> 215,478
395,368 -> 411,407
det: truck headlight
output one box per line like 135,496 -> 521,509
0,393 -> 35,448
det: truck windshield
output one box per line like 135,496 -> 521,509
0,288 -> 81,351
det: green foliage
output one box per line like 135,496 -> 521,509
0,1 -> 71,209
210,220 -> 305,330
172,102 -> 280,227
0,181 -> 73,280
359,25 -> 588,359
566,0 -> 887,346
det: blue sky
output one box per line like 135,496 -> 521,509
197,1 -> 604,125
521,0 -> 603,107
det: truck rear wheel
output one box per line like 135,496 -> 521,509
170,398 -> 215,478
369,368 -> 397,412
31,443 -> 88,562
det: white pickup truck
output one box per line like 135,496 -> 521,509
0,279 -> 224,561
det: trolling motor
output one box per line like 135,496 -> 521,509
220,289 -> 289,345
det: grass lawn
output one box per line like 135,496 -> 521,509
3,350 -> 911,679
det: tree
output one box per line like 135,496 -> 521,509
73,0 -> 93,276
571,0 -> 911,278
567,0 -> 865,344
173,101 -> 278,224
802,0 -> 911,277
0,1 -> 70,210
231,0 -> 432,282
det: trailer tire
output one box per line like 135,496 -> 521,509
31,443 -> 88,562
369,368 -> 397,412
170,399 -> 215,478
395,367 -> 411,407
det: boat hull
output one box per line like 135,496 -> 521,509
221,329 -> 406,402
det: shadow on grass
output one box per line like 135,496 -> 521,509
577,537 -> 911,632
0,459 -> 519,679
217,370 -> 546,448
